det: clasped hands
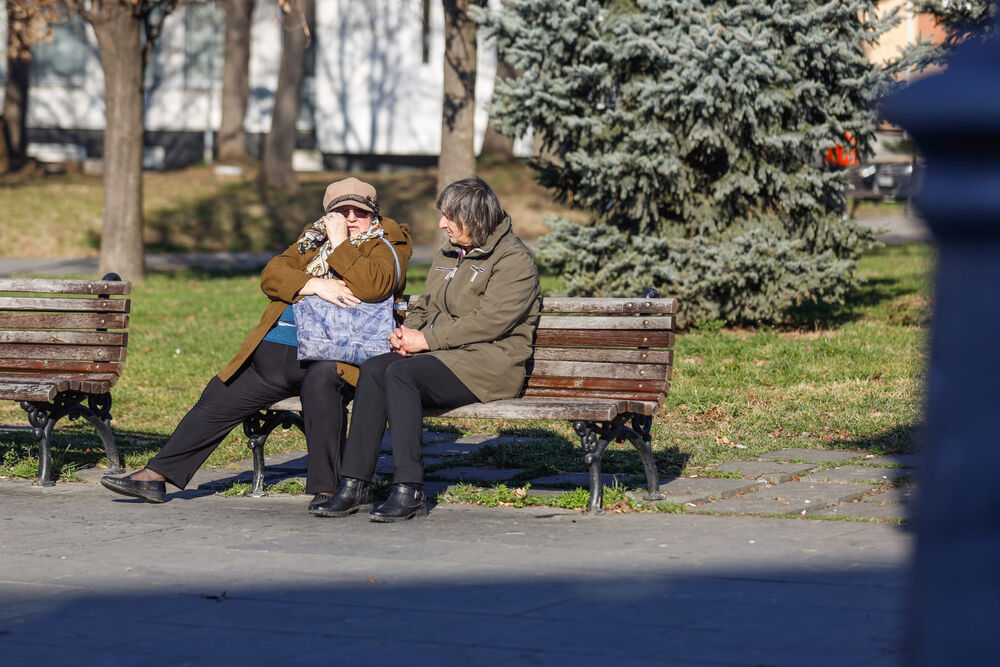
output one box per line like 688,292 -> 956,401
388,325 -> 429,356
299,277 -> 359,308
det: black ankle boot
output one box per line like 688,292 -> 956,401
311,478 -> 373,517
307,493 -> 335,512
369,483 -> 427,523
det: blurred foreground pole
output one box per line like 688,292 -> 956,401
882,20 -> 1000,666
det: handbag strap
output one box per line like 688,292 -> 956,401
380,236 -> 402,292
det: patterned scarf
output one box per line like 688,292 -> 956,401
298,217 -> 386,277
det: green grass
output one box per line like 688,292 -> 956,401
437,482 -> 683,513
0,243 -> 932,486
0,158 -> 582,256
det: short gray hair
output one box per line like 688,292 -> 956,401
436,177 -> 507,248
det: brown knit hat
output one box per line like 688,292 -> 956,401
322,177 -> 378,214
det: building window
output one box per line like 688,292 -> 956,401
298,31 -> 316,127
184,2 -> 223,89
0,3 -> 8,83
31,17 -> 88,85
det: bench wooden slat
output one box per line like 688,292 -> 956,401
541,296 -> 677,314
0,382 -> 59,402
0,296 -> 130,313
523,387 -> 665,405
0,278 -> 131,296
0,312 -> 130,330
0,331 -> 128,346
534,329 -> 673,348
537,315 -> 674,330
532,347 -> 673,364
429,398 -> 626,422
0,358 -> 124,374
530,359 -> 669,381
0,343 -> 127,362
526,376 -> 668,392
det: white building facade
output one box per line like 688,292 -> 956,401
0,0 -> 517,169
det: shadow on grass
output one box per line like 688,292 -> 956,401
144,171 -> 441,254
779,244 -> 933,331
0,425 -> 168,483
834,422 -> 921,456
426,425 -> 690,488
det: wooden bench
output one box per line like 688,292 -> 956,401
0,275 -> 131,486
242,291 -> 677,514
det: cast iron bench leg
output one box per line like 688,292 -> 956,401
627,414 -> 664,501
20,392 -> 121,486
574,420 -> 612,515
575,415 -> 665,514
242,410 -> 305,497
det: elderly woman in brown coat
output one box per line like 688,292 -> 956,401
100,177 -> 411,508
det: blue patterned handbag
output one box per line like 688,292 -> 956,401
293,237 -> 401,365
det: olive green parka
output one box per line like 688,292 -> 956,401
403,218 -> 540,402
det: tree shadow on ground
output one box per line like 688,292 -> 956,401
0,425 -> 169,483
779,245 -> 933,331
426,425 -> 690,488
834,422 -> 922,456
144,171 -> 442,254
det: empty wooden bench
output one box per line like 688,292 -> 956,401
242,291 -> 677,513
0,275 -> 131,485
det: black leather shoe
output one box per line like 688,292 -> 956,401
307,493 -> 335,512
369,483 -> 427,523
311,477 -> 373,517
100,474 -> 166,503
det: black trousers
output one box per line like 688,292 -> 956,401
340,352 -> 478,485
146,341 -> 351,494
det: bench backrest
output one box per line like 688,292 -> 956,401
525,296 -> 676,416
0,277 -> 131,402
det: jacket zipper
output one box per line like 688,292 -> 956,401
442,254 -> 464,320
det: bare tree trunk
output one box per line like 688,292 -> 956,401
218,0 -> 254,163
2,2 -> 32,172
258,0 -> 313,190
437,0 -> 478,197
91,7 -> 147,283
480,58 -> 515,159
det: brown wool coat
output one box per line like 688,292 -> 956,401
217,217 -> 412,387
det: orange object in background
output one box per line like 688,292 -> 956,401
825,131 -> 858,167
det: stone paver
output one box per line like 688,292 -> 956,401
813,502 -> 913,521
688,480 -> 870,515
425,466 -> 527,483
375,455 -> 446,475
716,461 -> 817,484
421,440 -> 492,457
866,454 -> 920,468
804,466 -> 912,484
758,447 -> 865,463
865,485 -> 918,504
627,477 -> 763,506
528,472 -> 638,488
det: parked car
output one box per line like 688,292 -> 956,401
846,158 -> 923,202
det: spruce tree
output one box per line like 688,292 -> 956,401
477,0 -> 893,325
896,0 -> 996,74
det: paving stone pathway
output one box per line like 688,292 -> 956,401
226,434 -> 915,522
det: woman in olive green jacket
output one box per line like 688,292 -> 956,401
312,177 -> 541,522
100,178 -> 411,507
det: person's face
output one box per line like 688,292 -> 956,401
439,214 -> 474,248
331,205 -> 374,236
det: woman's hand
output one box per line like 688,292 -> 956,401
388,325 -> 429,356
322,212 -> 349,247
299,277 -> 360,308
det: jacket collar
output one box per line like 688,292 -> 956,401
443,217 -> 512,259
